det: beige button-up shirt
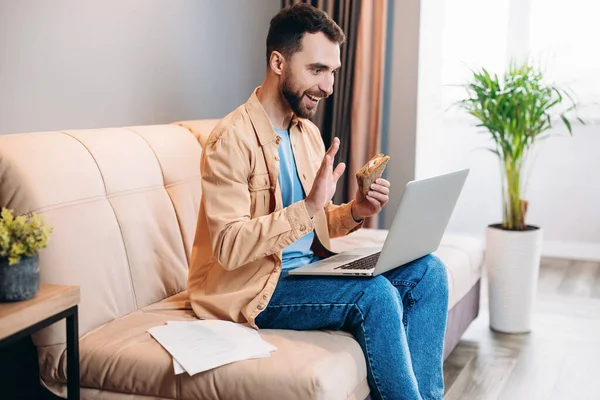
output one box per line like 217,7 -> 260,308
188,88 -> 363,328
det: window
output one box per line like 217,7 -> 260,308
437,0 -> 600,119
529,0 -> 600,119
440,0 -> 510,118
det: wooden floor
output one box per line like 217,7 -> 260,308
443,257 -> 600,400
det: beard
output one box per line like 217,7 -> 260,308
281,75 -> 327,119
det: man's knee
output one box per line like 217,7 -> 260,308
420,254 -> 449,300
362,276 -> 402,308
425,254 -> 448,282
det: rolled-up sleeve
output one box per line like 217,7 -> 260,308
324,200 -> 363,239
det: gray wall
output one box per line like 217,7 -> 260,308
0,0 -> 280,134
381,0 -> 421,229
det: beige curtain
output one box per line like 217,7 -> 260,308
349,0 -> 388,228
282,1 -> 388,228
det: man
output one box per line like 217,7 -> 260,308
188,4 -> 448,400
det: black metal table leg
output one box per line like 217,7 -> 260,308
66,306 -> 79,400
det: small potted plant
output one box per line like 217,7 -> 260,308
455,60 -> 583,333
0,208 -> 52,301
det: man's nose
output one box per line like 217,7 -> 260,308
319,73 -> 334,97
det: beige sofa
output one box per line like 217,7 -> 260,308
0,120 -> 483,400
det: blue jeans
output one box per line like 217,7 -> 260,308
255,254 -> 449,400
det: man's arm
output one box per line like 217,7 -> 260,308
202,136 -> 313,271
324,200 -> 363,239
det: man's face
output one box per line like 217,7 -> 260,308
280,32 -> 341,119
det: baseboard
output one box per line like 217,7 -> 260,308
542,241 -> 600,262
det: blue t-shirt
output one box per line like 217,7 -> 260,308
275,128 -> 315,270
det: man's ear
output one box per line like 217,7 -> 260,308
269,51 -> 285,76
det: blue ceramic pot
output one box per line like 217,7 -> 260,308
0,253 -> 39,301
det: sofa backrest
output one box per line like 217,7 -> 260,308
0,120 -> 218,346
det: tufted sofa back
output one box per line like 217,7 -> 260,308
0,120 -> 219,346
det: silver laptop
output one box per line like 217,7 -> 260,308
288,169 -> 469,277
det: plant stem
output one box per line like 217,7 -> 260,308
502,157 -> 525,230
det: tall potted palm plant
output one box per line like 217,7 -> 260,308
456,60 -> 583,333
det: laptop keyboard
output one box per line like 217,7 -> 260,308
334,252 -> 381,270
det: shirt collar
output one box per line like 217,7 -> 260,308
245,87 -> 305,146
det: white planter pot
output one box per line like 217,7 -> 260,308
485,224 -> 543,333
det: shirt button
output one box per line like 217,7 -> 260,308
299,224 -> 306,232
262,294 -> 268,300
276,136 -> 282,144
274,155 -> 280,161
257,304 -> 265,310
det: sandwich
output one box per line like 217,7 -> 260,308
356,153 -> 390,197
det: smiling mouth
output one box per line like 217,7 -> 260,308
306,93 -> 322,105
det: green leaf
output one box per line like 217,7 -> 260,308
560,114 -> 573,135
474,147 -> 501,157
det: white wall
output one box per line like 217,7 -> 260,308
416,0 -> 600,261
0,0 -> 280,135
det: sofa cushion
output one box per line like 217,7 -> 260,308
39,228 -> 481,400
41,291 -> 369,400
0,125 -> 203,346
329,229 -> 484,308
174,119 -> 221,147
127,125 -> 203,267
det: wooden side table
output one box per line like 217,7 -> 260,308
0,284 -> 80,400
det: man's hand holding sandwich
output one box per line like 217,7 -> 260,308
351,152 -> 391,222
304,138 -> 391,222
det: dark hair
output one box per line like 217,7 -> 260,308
266,3 -> 345,65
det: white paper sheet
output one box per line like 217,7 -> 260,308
148,320 -> 276,376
